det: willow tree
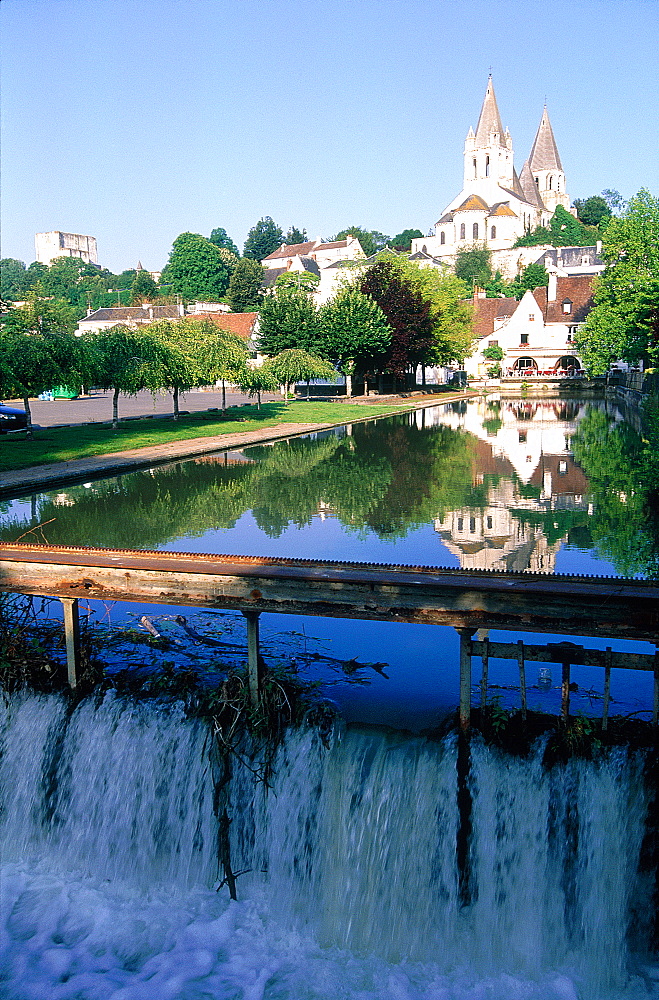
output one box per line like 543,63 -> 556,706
234,365 -> 280,409
196,320 -> 250,410
82,325 -> 168,428
266,349 -> 336,403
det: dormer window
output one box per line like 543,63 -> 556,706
562,299 -> 573,314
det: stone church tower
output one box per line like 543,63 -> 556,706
411,76 -> 571,266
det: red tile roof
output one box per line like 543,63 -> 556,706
472,297 -> 518,338
533,274 -> 595,322
187,312 -> 258,340
263,239 -> 351,261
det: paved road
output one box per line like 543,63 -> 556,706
2,388 -> 281,429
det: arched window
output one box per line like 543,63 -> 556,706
548,175 -> 553,190
535,176 -> 539,187
440,232 -> 445,245
422,244 -> 427,253
473,223 -> 478,239
485,155 -> 490,177
460,223 -> 466,240
490,226 -> 496,239
473,158 -> 477,179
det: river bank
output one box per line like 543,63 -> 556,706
0,390 -> 480,498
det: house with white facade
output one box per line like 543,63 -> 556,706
411,76 -> 572,277
76,303 -> 184,335
465,272 -> 594,379
261,237 -> 365,303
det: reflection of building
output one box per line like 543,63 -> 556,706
35,231 -> 98,266
432,397 -> 592,572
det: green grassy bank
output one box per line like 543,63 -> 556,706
0,400 -> 412,474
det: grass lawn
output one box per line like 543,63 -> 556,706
0,400 -> 412,474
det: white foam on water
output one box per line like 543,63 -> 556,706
1,693 -> 658,999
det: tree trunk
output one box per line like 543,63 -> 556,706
222,379 -> 226,412
112,388 -> 120,429
345,372 -> 353,398
173,386 -> 179,421
306,379 -> 310,400
23,396 -> 33,439
257,390 -> 261,410
421,366 -> 426,388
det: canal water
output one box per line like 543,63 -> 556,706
2,395 -> 659,998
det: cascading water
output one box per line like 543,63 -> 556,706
1,691 -> 658,1000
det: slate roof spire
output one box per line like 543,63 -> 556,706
474,75 -> 506,146
528,105 -> 563,171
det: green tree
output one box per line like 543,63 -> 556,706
1,296 -> 78,337
266,349 -> 336,402
576,189 -> 659,374
258,285 -> 320,356
243,217 -> 284,260
319,284 -> 392,395
359,259 -> 434,382
227,258 -> 264,312
399,261 -> 473,367
82,325 -> 168,428
1,259 -> 31,301
284,226 -> 307,245
333,227 -> 388,258
234,364 -> 280,409
166,232 -> 231,300
391,229 -> 423,251
0,327 -> 82,436
147,319 -> 202,419
200,320 -> 250,410
130,269 -> 158,304
274,270 -> 320,294
454,244 -> 492,287
483,269 -> 510,298
508,262 -> 549,300
573,195 -> 612,229
602,189 -> 626,214
209,227 -> 239,256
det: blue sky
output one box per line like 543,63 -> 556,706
2,0 -> 658,274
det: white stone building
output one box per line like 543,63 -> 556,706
35,231 -> 98,267
411,76 -> 571,273
261,237 -> 365,303
465,272 -> 594,380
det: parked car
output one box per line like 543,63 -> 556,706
0,405 -> 28,432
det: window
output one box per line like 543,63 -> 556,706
460,223 -> 466,240
422,245 -> 427,253
473,223 -> 479,239
440,232 -> 445,245
528,314 -> 535,322
548,175 -> 553,190
486,516 -> 493,530
469,518 -> 476,533
567,326 -> 577,342
488,339 -> 498,347
535,176 -> 539,187
558,461 -> 568,475
519,431 -> 527,443
562,299 -> 572,314
485,155 -> 490,177
473,158 -> 477,179
457,517 -> 464,531
521,333 -> 529,345
490,226 -> 496,239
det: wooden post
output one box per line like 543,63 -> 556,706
517,639 -> 527,721
653,651 -> 659,731
244,611 -> 261,708
561,659 -> 571,722
480,637 -> 489,706
602,647 -> 612,732
458,629 -> 473,732
60,597 -> 81,689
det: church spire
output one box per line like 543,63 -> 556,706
474,75 -> 506,147
528,106 -> 563,171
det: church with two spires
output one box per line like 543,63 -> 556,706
411,76 -> 571,267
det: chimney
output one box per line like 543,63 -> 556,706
596,240 -> 602,254
548,272 -> 557,302
148,305 -> 154,320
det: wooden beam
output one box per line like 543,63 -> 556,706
244,611 -> 261,708
602,648 -> 612,731
60,597 -> 81,689
517,640 -> 527,721
458,629 -> 473,732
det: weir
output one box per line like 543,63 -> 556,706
2,541 -> 659,724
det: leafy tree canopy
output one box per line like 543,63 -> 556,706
258,285 -> 320,356
209,227 -> 239,256
514,206 -> 599,248
284,226 -> 308,245
397,261 -> 473,365
130,269 -> 158,304
508,262 -> 549,300
576,189 -> 659,375
227,258 -> 264,312
333,227 -> 389,258
359,259 -> 434,376
318,283 -> 392,380
243,217 -> 284,260
573,195 -> 612,228
265,349 -> 336,401
274,270 -> 319,294
454,244 -> 492,288
1,259 -> 32,301
390,229 -> 423,251
0,326 -> 83,435
166,232 -> 231,300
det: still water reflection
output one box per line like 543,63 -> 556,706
3,396 -> 657,724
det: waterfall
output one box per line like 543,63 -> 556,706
1,692 -> 657,1000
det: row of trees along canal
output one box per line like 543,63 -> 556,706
0,256 -> 474,436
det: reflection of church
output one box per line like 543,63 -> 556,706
432,397 -> 591,572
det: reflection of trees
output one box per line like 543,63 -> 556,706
571,407 -> 659,577
2,416 -> 480,550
